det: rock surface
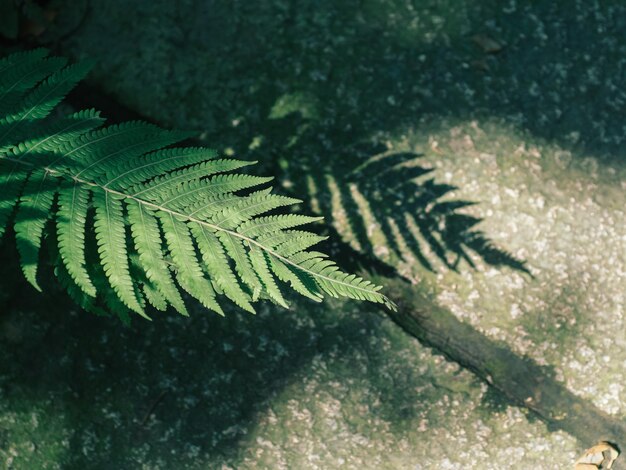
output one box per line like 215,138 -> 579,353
2,0 -> 625,468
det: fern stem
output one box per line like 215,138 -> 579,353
0,153 -> 390,305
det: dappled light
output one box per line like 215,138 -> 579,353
0,0 -> 625,468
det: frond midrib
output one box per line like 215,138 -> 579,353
0,153 -> 386,301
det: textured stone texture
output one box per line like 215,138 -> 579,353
2,0 -> 625,468
0,297 -> 578,469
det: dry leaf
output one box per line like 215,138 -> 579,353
575,441 -> 619,469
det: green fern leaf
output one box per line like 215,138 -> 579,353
1,61 -> 92,148
190,224 -> 255,313
57,182 -> 95,296
249,246 -> 288,308
211,191 -> 299,229
127,201 -> 187,315
216,231 -> 264,300
92,190 -> 145,317
0,50 -> 393,321
274,233 -> 328,257
14,168 -> 57,288
158,211 -> 223,316
268,256 -> 324,302
238,214 -> 323,237
0,160 -> 29,237
0,50 -> 66,117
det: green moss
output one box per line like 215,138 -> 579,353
269,92 -> 319,121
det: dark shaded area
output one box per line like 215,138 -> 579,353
292,1 -> 625,165
42,0 -> 626,166
0,241 -> 436,467
0,247 -> 322,465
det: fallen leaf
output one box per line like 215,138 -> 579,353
574,441 -> 619,469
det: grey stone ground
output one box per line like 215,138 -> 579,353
1,0 -> 625,468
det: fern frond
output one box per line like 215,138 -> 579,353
249,247 -> 288,308
158,211 -> 224,315
57,182 -> 95,296
0,50 -> 392,320
14,168 -> 57,288
127,201 -> 187,315
269,256 -> 324,303
238,214 -> 323,237
190,224 -> 254,313
0,160 -> 29,237
92,190 -> 145,316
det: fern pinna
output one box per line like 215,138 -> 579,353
0,49 -> 392,320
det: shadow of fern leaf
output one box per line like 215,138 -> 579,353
304,146 -> 529,279
241,107 -> 528,279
